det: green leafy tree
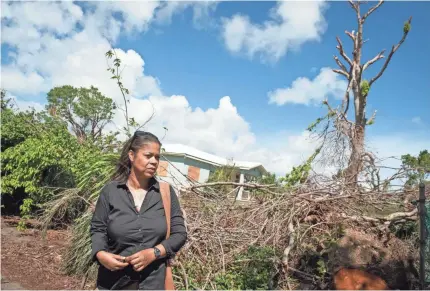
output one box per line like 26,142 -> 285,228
2,113 -> 78,197
281,148 -> 321,188
1,89 -> 117,226
401,150 -> 430,188
1,91 -> 40,151
46,85 -> 116,143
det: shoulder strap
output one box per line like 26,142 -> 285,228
160,182 -> 177,290
159,182 -> 171,239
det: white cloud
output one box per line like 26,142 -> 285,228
113,95 -> 256,159
221,1 -> 328,62
2,0 -> 427,183
92,1 -> 160,34
268,67 -> 347,106
154,1 -> 218,29
1,66 -> 49,95
0,0 -> 255,166
1,1 -> 83,36
241,131 -> 320,176
8,95 -> 45,113
1,1 -> 217,98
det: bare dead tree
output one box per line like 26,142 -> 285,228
327,0 -> 412,184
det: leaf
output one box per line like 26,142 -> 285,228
105,50 -> 113,58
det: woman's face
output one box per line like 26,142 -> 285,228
129,142 -> 161,179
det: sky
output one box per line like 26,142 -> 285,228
1,0 -> 429,178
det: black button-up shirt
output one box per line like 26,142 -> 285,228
90,178 -> 187,290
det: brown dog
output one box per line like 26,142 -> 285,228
334,268 -> 389,290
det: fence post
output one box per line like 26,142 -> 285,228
419,182 -> 426,290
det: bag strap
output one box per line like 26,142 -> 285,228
159,182 -> 171,239
159,182 -> 176,290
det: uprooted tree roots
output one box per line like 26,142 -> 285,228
169,180 -> 422,290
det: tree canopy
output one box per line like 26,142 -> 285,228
46,85 -> 116,143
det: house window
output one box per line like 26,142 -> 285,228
187,166 -> 200,182
157,161 -> 169,177
241,190 -> 250,200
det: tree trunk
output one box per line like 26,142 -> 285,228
329,1 -> 411,187
345,124 -> 365,185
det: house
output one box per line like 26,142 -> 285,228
156,143 -> 268,200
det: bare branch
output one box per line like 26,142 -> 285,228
348,0 -> 361,19
383,208 -> 417,221
369,16 -> 412,87
366,110 -> 377,125
188,182 -> 277,190
333,55 -> 349,75
333,69 -> 350,79
336,37 -> 353,66
345,30 -> 356,43
341,70 -> 355,116
342,208 -> 417,224
362,0 -> 384,21
282,222 -> 295,267
362,49 -> 386,71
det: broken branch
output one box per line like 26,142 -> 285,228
342,208 -> 418,224
333,55 -> 349,75
333,69 -> 350,79
187,182 -> 277,190
345,30 -> 356,43
369,16 -> 412,87
348,0 -> 360,19
336,37 -> 353,66
282,222 -> 295,267
366,110 -> 377,125
341,74 -> 355,116
362,0 -> 384,21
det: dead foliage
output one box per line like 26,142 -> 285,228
170,178 -> 422,290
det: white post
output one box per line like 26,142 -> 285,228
236,173 -> 245,200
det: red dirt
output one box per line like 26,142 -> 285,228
1,216 -> 89,290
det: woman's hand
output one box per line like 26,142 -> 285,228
96,251 -> 129,271
125,248 -> 156,272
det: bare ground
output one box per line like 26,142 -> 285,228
1,216 -> 89,290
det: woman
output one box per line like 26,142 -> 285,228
90,131 -> 187,290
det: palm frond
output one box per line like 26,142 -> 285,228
39,188 -> 86,234
62,211 -> 96,276
38,152 -> 119,278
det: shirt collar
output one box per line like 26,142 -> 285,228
117,176 -> 160,191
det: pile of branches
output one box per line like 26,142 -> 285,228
171,178 -> 420,290
39,162 -> 423,290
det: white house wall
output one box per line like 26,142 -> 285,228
157,155 -> 188,191
158,153 -> 265,197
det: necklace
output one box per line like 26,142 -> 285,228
127,182 -> 148,212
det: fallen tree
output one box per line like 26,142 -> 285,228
169,178 -> 421,290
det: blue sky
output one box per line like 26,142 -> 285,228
1,1 -> 429,177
